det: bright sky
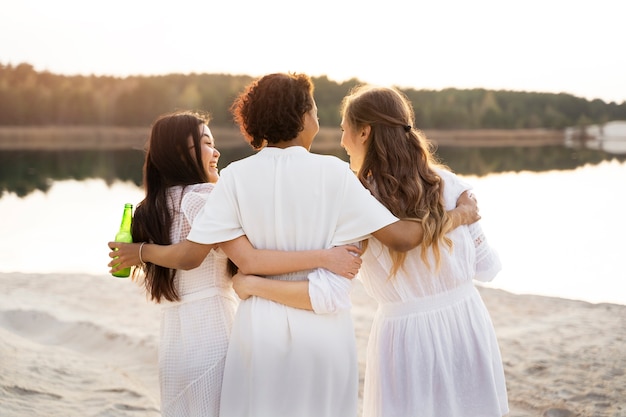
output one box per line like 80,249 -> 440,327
1,0 -> 625,103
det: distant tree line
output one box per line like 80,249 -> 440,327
1,62 -> 625,129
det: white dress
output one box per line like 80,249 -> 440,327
187,146 -> 400,417
159,184 -> 239,417
359,169 -> 509,417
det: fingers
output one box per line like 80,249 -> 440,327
346,245 -> 363,256
109,260 -> 122,273
337,244 -> 363,256
345,270 -> 359,280
108,243 -> 123,259
345,257 -> 362,279
459,190 -> 481,223
458,190 -> 477,204
108,256 -> 124,270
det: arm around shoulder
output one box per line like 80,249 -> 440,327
369,189 -> 480,252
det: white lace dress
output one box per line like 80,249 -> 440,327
359,169 -> 509,417
187,147 -> 400,417
158,184 -> 238,417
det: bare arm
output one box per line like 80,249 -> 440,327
232,272 -> 314,310
371,220 -> 423,252
371,190 -> 480,252
108,240 -> 215,273
109,236 -> 362,278
222,237 -> 361,311
220,236 -> 362,277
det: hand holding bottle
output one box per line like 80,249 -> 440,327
108,241 -> 142,275
111,203 -> 133,278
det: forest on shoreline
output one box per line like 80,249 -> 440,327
2,62 -> 626,133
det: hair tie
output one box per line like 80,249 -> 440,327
404,125 -> 412,132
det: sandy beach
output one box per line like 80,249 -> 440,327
0,272 -> 624,417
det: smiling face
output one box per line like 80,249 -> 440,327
340,117 -> 369,173
189,124 -> 220,183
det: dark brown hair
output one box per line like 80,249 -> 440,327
341,86 -> 453,275
131,110 -> 210,302
230,73 -> 315,149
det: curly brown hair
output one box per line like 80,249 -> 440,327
341,85 -> 454,276
230,73 -> 315,150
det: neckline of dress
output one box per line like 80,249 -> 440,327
260,146 -> 308,154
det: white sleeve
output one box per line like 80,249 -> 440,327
469,221 -> 502,282
438,169 -> 502,281
307,268 -> 353,314
187,169 -> 245,244
181,184 -> 214,225
332,169 -> 399,246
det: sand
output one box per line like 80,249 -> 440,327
0,272 -> 624,417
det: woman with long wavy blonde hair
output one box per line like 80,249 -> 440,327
340,85 -> 508,417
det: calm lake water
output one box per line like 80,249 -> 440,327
1,147 -> 625,306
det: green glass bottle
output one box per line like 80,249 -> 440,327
112,203 -> 133,278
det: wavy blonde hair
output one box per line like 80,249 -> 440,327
341,85 -> 453,276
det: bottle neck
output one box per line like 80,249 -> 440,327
119,205 -> 132,231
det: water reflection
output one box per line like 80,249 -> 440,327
0,150 -> 142,197
0,147 -> 255,197
2,161 -> 625,305
2,145 -> 625,197
435,146 -> 626,176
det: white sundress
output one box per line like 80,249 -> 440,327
359,169 -> 509,417
158,184 -> 239,417
187,146 -> 400,417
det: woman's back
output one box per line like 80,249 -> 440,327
160,184 -> 237,417
359,169 -> 485,302
167,184 -> 232,296
189,147 -> 400,417
189,147 -> 397,251
358,169 -> 508,417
